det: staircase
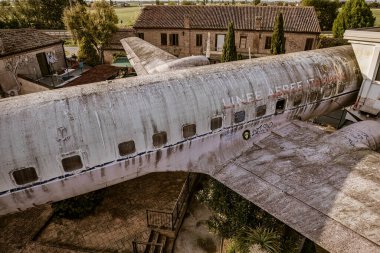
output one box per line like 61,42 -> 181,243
132,230 -> 174,253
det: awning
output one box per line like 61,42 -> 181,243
111,57 -> 132,68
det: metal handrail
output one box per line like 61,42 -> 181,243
146,173 -> 197,231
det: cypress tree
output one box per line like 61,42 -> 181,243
332,0 -> 375,38
271,12 -> 285,55
221,22 -> 237,63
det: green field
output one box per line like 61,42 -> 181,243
114,7 -> 142,28
372,9 -> 380,27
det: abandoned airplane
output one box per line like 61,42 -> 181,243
0,37 -> 380,253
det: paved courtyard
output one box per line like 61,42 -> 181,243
0,172 -> 188,253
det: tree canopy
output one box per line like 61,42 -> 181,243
301,0 -> 339,31
63,0 -> 118,64
332,0 -> 375,38
0,0 -> 85,29
221,22 -> 238,63
270,12 -> 285,55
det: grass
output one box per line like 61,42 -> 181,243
372,9 -> 380,27
114,7 -> 142,28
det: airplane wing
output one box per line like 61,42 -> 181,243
121,37 -> 177,75
213,120 -> 380,253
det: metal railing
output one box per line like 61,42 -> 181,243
146,173 -> 197,231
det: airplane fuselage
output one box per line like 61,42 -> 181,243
0,46 -> 361,215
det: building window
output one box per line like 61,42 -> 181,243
153,132 -> 167,147
305,38 -> 314,51
211,117 -> 222,130
138,33 -> 144,40
118,140 -> 136,156
161,33 -> 167,45
62,155 -> 83,172
240,36 -> 247,49
196,34 -> 202,47
265,37 -> 272,49
169,34 -> 179,46
256,105 -> 266,117
276,99 -> 286,114
12,167 -> 38,185
216,34 -> 226,51
234,111 -> 245,123
182,124 -> 196,138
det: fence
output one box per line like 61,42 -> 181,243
146,173 -> 198,231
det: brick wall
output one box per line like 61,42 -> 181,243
135,28 -> 319,59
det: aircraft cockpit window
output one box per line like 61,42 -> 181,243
118,140 -> 136,156
62,155 -> 83,172
12,167 -> 38,185
293,94 -> 303,106
275,99 -> 286,114
153,132 -> 167,147
234,111 -> 246,123
183,124 -> 196,138
211,117 -> 223,130
256,105 -> 266,117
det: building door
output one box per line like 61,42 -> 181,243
36,52 -> 51,76
216,34 -> 225,51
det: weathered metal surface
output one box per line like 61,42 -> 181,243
0,45 -> 368,251
344,28 -> 380,116
121,37 -> 209,75
216,120 -> 380,253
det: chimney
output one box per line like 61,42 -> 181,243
184,15 -> 191,29
255,16 -> 262,30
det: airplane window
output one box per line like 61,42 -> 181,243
323,85 -> 333,98
256,105 -> 266,117
276,99 -> 286,114
211,117 -> 222,130
308,90 -> 318,102
293,94 -> 302,106
153,132 -> 167,147
62,155 -> 83,172
118,140 -> 136,156
234,111 -> 245,123
183,124 -> 196,138
337,82 -> 345,94
12,167 -> 38,185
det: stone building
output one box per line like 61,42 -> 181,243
133,5 -> 321,61
103,29 -> 136,64
0,29 -> 66,96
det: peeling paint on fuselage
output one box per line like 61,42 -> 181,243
0,46 -> 362,215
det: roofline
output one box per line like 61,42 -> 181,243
133,27 -> 321,34
0,41 -> 64,59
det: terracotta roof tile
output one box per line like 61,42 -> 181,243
65,65 -> 120,87
134,5 -> 321,33
0,29 -> 62,58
